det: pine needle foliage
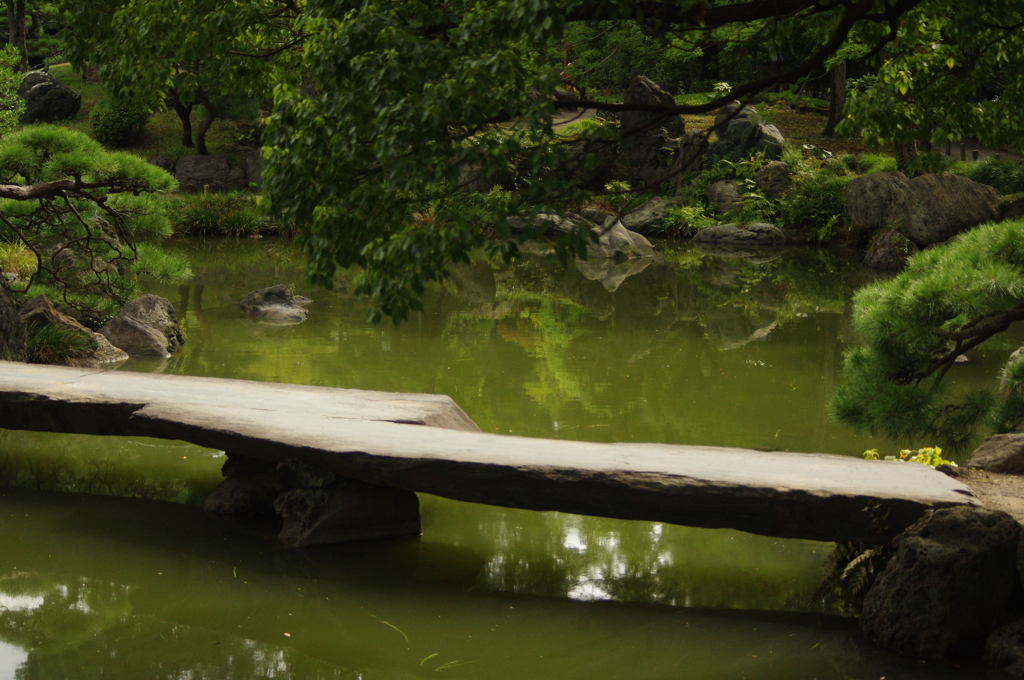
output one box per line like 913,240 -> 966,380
0,126 -> 191,317
831,218 -> 1024,452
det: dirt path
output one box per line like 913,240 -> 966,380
552,107 -> 597,129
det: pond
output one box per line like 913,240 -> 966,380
0,239 -> 1015,679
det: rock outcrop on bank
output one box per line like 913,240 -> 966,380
705,102 -> 786,162
99,294 -> 185,358
863,229 -> 919,269
860,506 -> 1021,659
20,295 -> 128,367
846,171 -> 999,247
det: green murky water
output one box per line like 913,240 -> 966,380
0,240 -> 1015,679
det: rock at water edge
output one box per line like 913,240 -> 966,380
860,506 -> 1020,659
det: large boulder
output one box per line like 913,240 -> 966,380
705,180 -> 743,214
705,102 -> 786,162
692,222 -> 785,246
846,171 -> 999,246
863,229 -> 919,270
1003,196 -> 1024,222
18,71 -> 81,123
586,217 -> 656,259
619,76 -> 683,183
671,130 -> 708,182
860,506 -> 1020,659
753,161 -> 791,199
986,618 -> 1024,677
622,197 -> 684,235
619,76 -> 683,151
239,284 -> 312,324
175,155 -> 247,193
19,295 -> 128,367
966,434 -> 1024,474
99,294 -> 184,358
275,477 -> 422,547
0,280 -> 27,362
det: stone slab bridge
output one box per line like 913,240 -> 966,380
0,361 -> 979,547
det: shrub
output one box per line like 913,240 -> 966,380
777,170 -> 850,242
661,204 -> 716,237
168,192 -> 273,236
959,156 -> 1024,195
853,153 -> 897,175
89,99 -> 150,148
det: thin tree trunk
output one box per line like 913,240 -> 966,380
894,140 -> 920,177
5,0 -> 27,71
822,60 -> 847,136
193,86 -> 215,156
169,87 -> 195,148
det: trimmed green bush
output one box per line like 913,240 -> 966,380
89,99 -> 150,148
168,192 -> 279,236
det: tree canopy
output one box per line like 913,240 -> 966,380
59,0 -> 1024,321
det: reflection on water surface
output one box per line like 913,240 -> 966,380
1,240 -> 1016,679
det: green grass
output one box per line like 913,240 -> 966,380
46,63 -> 240,160
165,192 -> 290,237
0,241 -> 36,279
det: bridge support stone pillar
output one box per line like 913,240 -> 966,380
204,452 -> 421,547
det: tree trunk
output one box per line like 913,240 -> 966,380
822,60 -> 847,136
194,86 -> 215,156
894,140 -> 920,177
5,0 -> 27,71
169,87 -> 195,148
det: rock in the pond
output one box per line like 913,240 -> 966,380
277,458 -> 339,490
18,71 -> 81,123
99,294 -> 184,358
19,294 -> 128,368
692,223 -> 784,246
846,171 -> 999,246
863,229 -> 919,270
239,284 -> 311,324
705,180 -> 743,214
705,102 -> 786,162
860,506 -> 1020,659
986,617 -> 1024,677
621,197 -> 684,235
586,218 -> 656,259
204,453 -> 285,517
274,478 -> 422,547
966,434 -> 1024,474
0,280 -> 27,362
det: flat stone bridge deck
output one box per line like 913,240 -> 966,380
0,361 -> 979,544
